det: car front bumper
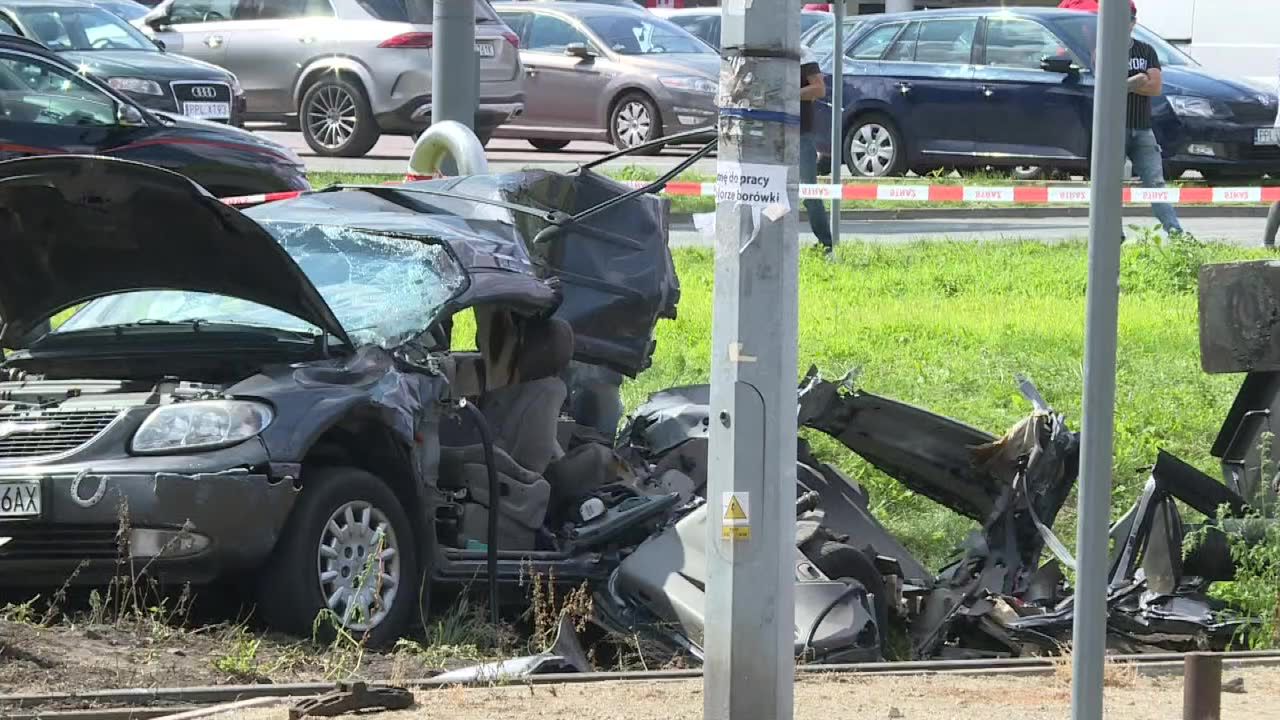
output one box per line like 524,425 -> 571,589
1159,115 -> 1280,177
0,440 -> 298,587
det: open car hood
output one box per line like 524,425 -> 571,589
0,155 -> 349,347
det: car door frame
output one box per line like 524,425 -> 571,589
0,46 -> 152,160
969,13 -> 1093,169
864,15 -> 982,167
510,8 -> 609,135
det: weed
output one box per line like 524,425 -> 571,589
212,630 -> 263,681
1050,643 -> 1139,689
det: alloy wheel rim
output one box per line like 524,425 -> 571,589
849,123 -> 895,176
306,86 -> 358,150
316,500 -> 400,632
616,101 -> 652,148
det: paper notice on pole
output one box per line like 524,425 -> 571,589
716,162 -> 790,213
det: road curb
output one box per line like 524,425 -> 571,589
670,205 -> 1270,225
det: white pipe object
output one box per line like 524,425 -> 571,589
405,120 -> 488,180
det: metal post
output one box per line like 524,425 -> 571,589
1264,201 -> 1279,248
702,0 -> 799,714
1070,1 -> 1131,719
828,1 -> 844,247
1182,653 -> 1223,720
431,0 -> 477,174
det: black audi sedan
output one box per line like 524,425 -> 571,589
0,36 -> 307,195
0,0 -> 245,124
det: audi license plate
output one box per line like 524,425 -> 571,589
476,41 -> 495,57
0,481 -> 40,518
182,101 -> 231,120
1255,127 -> 1278,145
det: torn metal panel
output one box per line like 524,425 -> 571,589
1198,260 -> 1280,374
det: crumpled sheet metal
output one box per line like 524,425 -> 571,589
249,168 -> 679,378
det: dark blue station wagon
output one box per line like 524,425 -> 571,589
811,7 -> 1280,181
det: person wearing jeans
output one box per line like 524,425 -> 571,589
1125,3 -> 1184,236
800,46 -> 834,253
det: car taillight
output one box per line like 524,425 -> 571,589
502,30 -> 519,48
378,32 -> 433,48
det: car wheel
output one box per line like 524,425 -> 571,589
1010,165 -> 1048,181
843,114 -> 905,177
530,139 -> 571,152
609,92 -> 663,155
300,78 -> 380,159
255,466 -> 418,649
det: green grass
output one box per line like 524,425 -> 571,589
616,237 -> 1271,566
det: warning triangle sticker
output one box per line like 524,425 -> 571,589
724,496 -> 748,521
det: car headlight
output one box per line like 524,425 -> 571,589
107,77 -> 164,96
131,400 -> 273,454
659,75 -> 718,95
1167,95 -> 1227,118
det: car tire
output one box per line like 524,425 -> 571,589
300,77 -> 381,159
255,466 -> 418,649
609,92 -> 663,155
843,113 -> 905,178
530,139 -> 571,152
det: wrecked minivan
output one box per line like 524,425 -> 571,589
0,154 -> 685,646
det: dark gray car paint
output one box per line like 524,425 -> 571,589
0,155 -> 348,346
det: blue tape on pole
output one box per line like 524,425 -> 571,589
718,108 -> 801,125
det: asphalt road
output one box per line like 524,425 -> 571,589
670,215 -> 1272,247
253,127 -> 718,175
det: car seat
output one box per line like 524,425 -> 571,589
440,315 -> 574,550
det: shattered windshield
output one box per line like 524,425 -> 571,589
56,224 -> 468,348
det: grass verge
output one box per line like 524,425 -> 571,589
625,235 -> 1271,566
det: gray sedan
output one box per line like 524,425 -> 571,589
493,2 -> 717,153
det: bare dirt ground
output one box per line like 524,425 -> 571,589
222,669 -> 1280,720
0,619 -> 415,695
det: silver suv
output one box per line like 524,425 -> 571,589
139,0 -> 524,157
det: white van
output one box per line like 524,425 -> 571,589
1135,0 -> 1278,88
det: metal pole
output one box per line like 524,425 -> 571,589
431,0 -> 477,174
829,1 -> 843,247
1182,653 -> 1223,720
1071,0 -> 1131,719
1264,201 -> 1279,248
703,0 -> 799,713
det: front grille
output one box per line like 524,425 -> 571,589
170,80 -> 232,104
0,410 -> 121,460
0,525 -> 122,561
1228,101 -> 1277,125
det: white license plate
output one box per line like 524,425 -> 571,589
182,101 -> 230,120
1255,127 -> 1278,145
0,482 -> 40,519
476,42 -> 495,57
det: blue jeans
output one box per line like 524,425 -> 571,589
800,132 -> 833,249
1126,128 -> 1183,234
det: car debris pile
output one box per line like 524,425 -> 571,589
0,154 -> 1271,673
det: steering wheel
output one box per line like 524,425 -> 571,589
91,37 -> 114,49
202,10 -> 223,20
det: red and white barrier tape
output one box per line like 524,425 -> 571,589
621,180 -> 1280,204
219,180 -> 1280,208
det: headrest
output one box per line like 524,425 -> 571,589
513,316 -> 574,384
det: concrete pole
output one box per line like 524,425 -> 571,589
829,0 -> 844,247
1070,1 -> 1131,718
432,0 -> 477,174
702,0 -> 799,714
